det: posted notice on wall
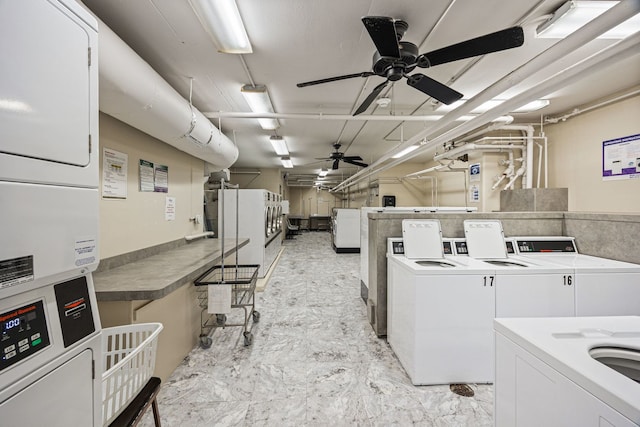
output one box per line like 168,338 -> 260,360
165,196 -> 176,221
102,148 -> 128,199
139,159 -> 155,192
469,163 -> 481,182
602,133 -> 640,181
154,164 -> 169,193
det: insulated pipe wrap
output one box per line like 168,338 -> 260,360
96,19 -> 238,170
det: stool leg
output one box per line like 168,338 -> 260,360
151,399 -> 161,427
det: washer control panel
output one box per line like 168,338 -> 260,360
1,300 -> 50,372
516,239 -> 577,253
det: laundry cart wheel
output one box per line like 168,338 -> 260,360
216,314 -> 227,326
252,311 -> 260,323
243,331 -> 253,346
200,336 -> 213,349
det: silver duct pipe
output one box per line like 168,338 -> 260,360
333,0 -> 640,192
94,16 -> 238,170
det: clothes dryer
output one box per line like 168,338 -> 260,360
386,220 -> 496,385
495,316 -> 640,426
511,236 -> 640,316
464,220 -> 575,318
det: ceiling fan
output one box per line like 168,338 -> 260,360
297,16 -> 524,115
317,143 -> 368,170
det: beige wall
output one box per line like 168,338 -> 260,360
287,187 -> 342,216
377,163 -> 432,207
544,93 -> 640,213
99,113 -> 205,258
230,168 -> 284,195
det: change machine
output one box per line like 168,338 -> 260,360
0,1 -> 102,425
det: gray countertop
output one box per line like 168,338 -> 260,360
94,238 -> 249,301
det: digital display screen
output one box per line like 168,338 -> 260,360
1,300 -> 50,372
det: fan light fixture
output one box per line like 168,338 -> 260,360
392,145 -> 420,159
319,168 -> 329,177
240,85 -> 280,130
269,135 -> 289,156
537,1 -> 640,39
189,0 -> 252,53
280,156 -> 293,168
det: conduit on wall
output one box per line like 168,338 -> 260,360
95,17 -> 238,170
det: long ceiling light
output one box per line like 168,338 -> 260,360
280,156 -> 293,168
269,135 -> 289,156
189,0 -> 252,53
240,84 -> 280,130
439,99 -> 550,113
392,145 -> 420,159
537,1 -> 640,39
318,168 -> 329,177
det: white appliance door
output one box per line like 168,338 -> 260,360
0,1 -> 91,168
0,349 -> 95,426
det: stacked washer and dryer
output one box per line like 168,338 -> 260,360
0,1 -> 103,424
219,189 -> 282,278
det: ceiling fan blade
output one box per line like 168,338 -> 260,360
343,156 -> 363,161
297,72 -> 374,87
362,16 -> 401,58
343,159 -> 369,168
314,157 -> 332,160
406,73 -> 463,105
353,80 -> 389,116
332,159 -> 340,170
417,26 -> 524,68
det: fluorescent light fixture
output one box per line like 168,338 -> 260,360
392,145 -> 420,159
438,99 -> 550,113
240,84 -> 280,130
514,99 -> 550,112
318,168 -> 329,177
189,0 -> 252,53
269,135 -> 289,156
280,156 -> 293,168
537,1 -> 640,39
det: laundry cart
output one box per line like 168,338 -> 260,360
195,177 -> 260,348
195,264 -> 260,348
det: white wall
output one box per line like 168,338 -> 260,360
99,113 -> 205,258
544,93 -> 640,213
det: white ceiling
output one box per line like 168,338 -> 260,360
82,0 -> 640,186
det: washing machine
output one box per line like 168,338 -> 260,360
511,236 -> 640,316
387,220 -> 496,385
464,220 -> 576,318
495,316 -> 640,426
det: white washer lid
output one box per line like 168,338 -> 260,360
464,219 -> 508,259
402,219 -> 444,259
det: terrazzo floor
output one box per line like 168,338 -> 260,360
140,231 -> 493,426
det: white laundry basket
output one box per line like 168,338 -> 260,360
101,322 -> 163,426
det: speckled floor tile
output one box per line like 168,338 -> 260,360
137,231 -> 494,426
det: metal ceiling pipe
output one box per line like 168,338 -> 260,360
333,2 -> 640,192
204,111 -> 484,122
501,125 -> 535,188
93,15 -> 238,170
333,0 -> 640,192
433,143 -> 525,161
